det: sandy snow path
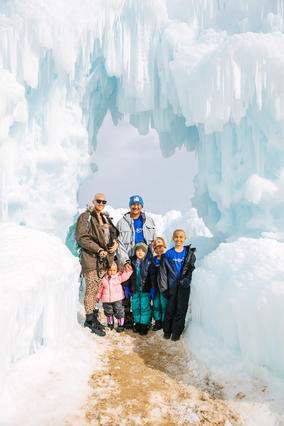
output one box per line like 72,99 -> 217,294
65,326 -> 243,425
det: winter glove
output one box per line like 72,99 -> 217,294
149,288 -> 156,301
124,286 -> 132,299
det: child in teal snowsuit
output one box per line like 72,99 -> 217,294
124,241 -> 155,336
152,237 -> 168,331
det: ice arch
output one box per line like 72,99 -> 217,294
0,0 -> 284,241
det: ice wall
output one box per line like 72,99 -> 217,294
0,1 -> 94,238
0,0 -> 284,241
0,223 -> 80,390
188,237 -> 284,378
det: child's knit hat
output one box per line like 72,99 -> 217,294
134,241 -> 148,255
153,237 -> 167,249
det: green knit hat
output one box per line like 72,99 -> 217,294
134,241 -> 148,255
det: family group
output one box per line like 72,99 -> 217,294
75,194 -> 196,342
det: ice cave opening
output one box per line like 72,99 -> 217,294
78,113 -> 198,215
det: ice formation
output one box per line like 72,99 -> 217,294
0,223 -> 80,389
0,0 -> 284,405
188,237 -> 284,378
0,0 -> 284,240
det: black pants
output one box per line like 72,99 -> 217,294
122,297 -> 133,325
163,285 -> 191,337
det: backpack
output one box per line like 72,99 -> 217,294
65,212 -> 91,258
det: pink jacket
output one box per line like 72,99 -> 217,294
97,270 -> 133,303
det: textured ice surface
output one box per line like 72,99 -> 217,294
0,1 -> 284,240
188,237 -> 284,378
0,223 -> 80,389
106,205 -> 212,250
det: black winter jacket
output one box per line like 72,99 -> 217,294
159,245 -> 196,298
125,255 -> 156,294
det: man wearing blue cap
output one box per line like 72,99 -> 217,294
117,195 -> 156,269
116,195 -> 157,328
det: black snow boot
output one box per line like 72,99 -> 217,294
152,320 -> 162,331
171,334 -> 180,341
84,314 -> 106,337
133,322 -> 141,333
93,309 -> 105,329
91,323 -> 106,336
139,324 -> 149,336
84,314 -> 94,331
124,317 -> 134,329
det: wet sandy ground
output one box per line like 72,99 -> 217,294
65,325 -> 243,426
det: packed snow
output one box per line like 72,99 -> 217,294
187,237 -> 284,378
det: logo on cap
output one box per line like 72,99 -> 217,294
134,197 -> 140,202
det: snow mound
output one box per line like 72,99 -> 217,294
188,237 -> 284,378
0,223 -> 80,389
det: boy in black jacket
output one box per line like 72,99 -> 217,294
159,229 -> 196,341
124,241 -> 156,336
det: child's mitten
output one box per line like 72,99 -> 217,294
124,286 -> 132,299
149,288 -> 156,300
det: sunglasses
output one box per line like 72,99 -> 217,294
96,199 -> 107,204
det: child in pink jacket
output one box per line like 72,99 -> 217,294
97,262 -> 133,332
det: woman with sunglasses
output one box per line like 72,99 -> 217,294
76,193 -> 119,336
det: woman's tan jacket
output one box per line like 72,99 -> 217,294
75,209 -> 119,274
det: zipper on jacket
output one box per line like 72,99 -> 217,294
108,276 -> 111,302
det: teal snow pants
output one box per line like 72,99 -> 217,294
152,290 -> 168,322
131,290 -> 152,325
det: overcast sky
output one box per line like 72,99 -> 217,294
78,113 -> 197,214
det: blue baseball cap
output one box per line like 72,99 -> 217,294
129,195 -> 144,208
